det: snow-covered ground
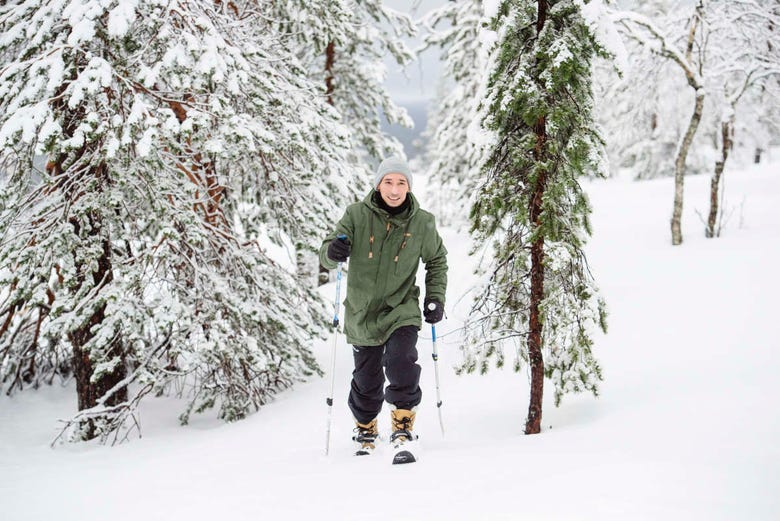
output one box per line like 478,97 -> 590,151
1,158 -> 778,520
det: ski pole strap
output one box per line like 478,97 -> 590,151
431,324 -> 442,410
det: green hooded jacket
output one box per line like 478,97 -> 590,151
320,190 -> 448,346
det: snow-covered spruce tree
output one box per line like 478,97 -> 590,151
419,0 -> 491,227
460,0 -> 608,434
0,0 -> 349,442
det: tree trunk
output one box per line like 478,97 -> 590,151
49,68 -> 128,439
67,212 -> 127,440
670,2 -> 705,246
319,40 -> 337,286
670,90 -> 704,246
526,113 -> 547,435
706,118 -> 732,238
325,40 -> 336,106
168,98 -> 227,234
525,0 -> 548,435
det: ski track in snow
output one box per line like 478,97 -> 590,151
1,158 -> 779,520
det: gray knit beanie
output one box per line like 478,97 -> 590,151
374,156 -> 412,190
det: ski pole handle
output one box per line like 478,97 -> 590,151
332,234 -> 347,328
332,261 -> 343,328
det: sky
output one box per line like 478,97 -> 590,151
380,0 -> 453,157
383,0 -> 450,103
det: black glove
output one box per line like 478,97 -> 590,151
327,236 -> 351,263
423,298 -> 444,324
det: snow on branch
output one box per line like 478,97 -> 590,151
610,8 -> 704,89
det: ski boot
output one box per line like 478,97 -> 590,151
353,418 -> 379,456
390,408 -> 418,464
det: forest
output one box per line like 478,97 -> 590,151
1,0 -> 778,447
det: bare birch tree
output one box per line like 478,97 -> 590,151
611,1 -> 707,246
703,2 -> 780,238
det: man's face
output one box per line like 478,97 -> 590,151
377,173 -> 410,208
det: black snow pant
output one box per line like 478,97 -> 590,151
348,325 -> 422,425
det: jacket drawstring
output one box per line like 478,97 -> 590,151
368,217 -> 374,259
368,210 -> 411,263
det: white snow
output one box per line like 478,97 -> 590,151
135,127 -> 156,157
0,102 -> 49,146
107,0 -> 138,38
580,0 -> 629,72
1,157 -> 779,520
63,0 -> 102,47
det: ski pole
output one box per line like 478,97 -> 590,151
431,322 -> 445,437
325,235 -> 347,456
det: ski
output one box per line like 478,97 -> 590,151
390,429 -> 418,465
391,448 -> 416,465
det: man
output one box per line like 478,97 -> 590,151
320,156 -> 448,463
